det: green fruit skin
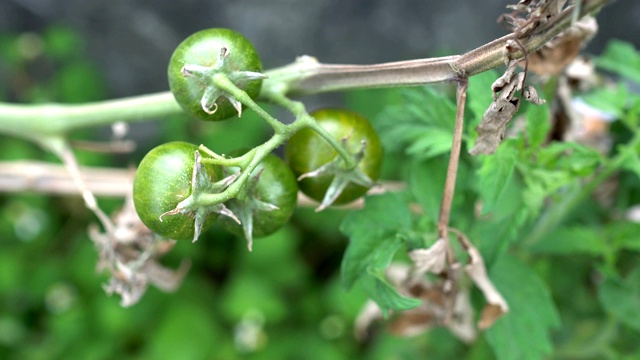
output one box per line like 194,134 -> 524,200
133,142 -> 222,241
285,108 -> 383,204
219,152 -> 298,238
168,28 -> 263,122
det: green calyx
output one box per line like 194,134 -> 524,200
160,150 -> 240,242
181,47 -> 266,117
226,169 -> 279,251
299,138 -> 374,211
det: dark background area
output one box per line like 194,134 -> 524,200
0,0 -> 635,98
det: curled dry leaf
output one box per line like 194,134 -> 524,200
470,56 -> 545,155
408,238 -> 448,275
470,58 -> 523,156
473,0 -> 593,155
469,95 -> 519,155
354,264 -> 477,343
502,0 -> 568,37
526,16 -> 598,75
89,189 -> 190,307
524,85 -> 545,105
453,230 -> 509,329
354,230 -> 509,341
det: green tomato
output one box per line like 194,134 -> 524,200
218,151 -> 298,250
285,108 -> 383,205
133,141 -> 222,241
168,28 -> 263,122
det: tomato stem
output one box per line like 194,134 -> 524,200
212,74 -> 287,134
261,89 -> 358,169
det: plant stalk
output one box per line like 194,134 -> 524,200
0,0 -> 610,138
438,80 -> 468,244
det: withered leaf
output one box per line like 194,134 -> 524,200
470,99 -> 519,155
454,232 -> 509,329
527,16 -> 598,75
354,264 -> 478,343
408,238 -> 448,275
491,60 -> 519,96
471,48 -> 547,155
90,190 -> 190,307
523,85 -> 546,105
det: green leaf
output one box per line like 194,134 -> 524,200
486,255 -> 560,360
475,139 -> 517,214
408,157 -> 447,224
597,40 -> 640,85
375,87 -> 456,160
618,141 -> 640,181
529,226 -> 605,255
598,267 -> 640,331
340,193 -> 411,288
526,102 -> 551,147
405,127 -> 456,158
580,84 -> 629,120
605,221 -> 640,252
362,269 -> 422,316
340,193 -> 419,315
535,142 -> 602,176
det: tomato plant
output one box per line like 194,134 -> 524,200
285,108 -> 383,207
218,151 -> 298,250
167,28 -> 263,122
2,4 -> 635,358
133,141 -> 223,241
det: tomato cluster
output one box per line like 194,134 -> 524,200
133,28 -> 383,246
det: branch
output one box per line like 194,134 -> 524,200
438,80 -> 468,240
0,161 -> 133,196
0,0 -> 610,139
0,160 -> 405,206
266,0 -> 609,94
0,92 -> 182,142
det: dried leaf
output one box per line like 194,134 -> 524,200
471,46 -> 548,155
354,300 -> 385,341
141,260 -> 191,293
524,85 -> 546,105
455,232 -> 509,329
478,304 -> 507,330
470,98 -> 519,155
408,238 -> 448,275
354,262 -> 478,343
491,61 -> 519,95
447,289 -> 477,342
527,16 -> 598,75
89,189 -> 190,307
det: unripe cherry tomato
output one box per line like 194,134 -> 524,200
168,28 -> 263,122
133,141 -> 223,240
285,108 -> 383,205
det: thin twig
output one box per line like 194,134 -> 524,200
0,160 -> 406,205
56,144 -> 115,233
0,161 -> 133,196
438,79 -> 468,248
